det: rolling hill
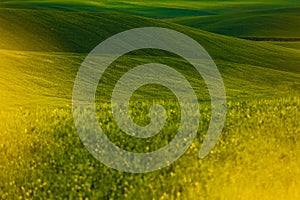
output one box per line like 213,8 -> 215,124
0,8 -> 300,110
0,0 -> 299,18
1,2 -> 300,200
167,7 -> 300,38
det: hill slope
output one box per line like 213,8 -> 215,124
167,7 -> 300,38
0,0 -> 299,18
1,8 -> 300,109
1,8 -> 300,69
1,5 -> 300,200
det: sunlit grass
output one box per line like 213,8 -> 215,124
0,3 -> 300,199
0,97 -> 299,199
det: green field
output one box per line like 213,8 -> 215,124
1,97 -> 300,199
270,42 -> 300,50
1,0 -> 299,18
0,0 -> 300,199
167,7 -> 300,38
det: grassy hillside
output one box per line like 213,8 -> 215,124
2,48 -> 300,111
1,8 -> 300,110
0,49 -> 82,109
0,0 -> 298,18
1,4 -> 300,200
167,7 -> 300,38
1,8 -> 300,69
270,42 -> 300,50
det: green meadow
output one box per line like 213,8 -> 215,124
167,7 -> 300,38
0,1 -> 300,199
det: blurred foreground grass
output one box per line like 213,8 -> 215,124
0,96 -> 299,199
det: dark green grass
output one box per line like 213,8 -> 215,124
1,8 -> 300,71
0,0 -> 298,18
0,1 -> 213,18
167,7 -> 300,38
1,9 -> 300,109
